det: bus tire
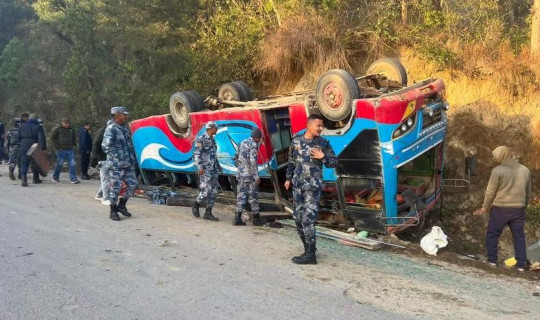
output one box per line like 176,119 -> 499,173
315,69 -> 361,122
218,81 -> 254,102
169,90 -> 205,128
366,58 -> 408,85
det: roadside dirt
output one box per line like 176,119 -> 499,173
1,165 -> 538,319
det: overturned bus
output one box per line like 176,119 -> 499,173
130,59 -> 449,234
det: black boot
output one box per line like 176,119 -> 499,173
292,242 -> 317,265
232,211 -> 246,226
252,213 -> 267,226
21,175 -> 28,187
8,165 -> 15,181
301,236 -> 308,254
203,207 -> 219,221
33,172 -> 42,184
9,165 -> 16,181
192,201 -> 200,218
292,236 -> 308,260
117,198 -> 132,217
110,203 -> 121,221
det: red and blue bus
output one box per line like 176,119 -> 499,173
130,59 -> 448,234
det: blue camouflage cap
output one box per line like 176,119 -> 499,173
206,121 -> 217,129
251,128 -> 262,139
111,106 -> 129,115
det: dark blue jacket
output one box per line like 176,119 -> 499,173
0,121 -> 4,143
79,127 -> 92,153
17,119 -> 47,152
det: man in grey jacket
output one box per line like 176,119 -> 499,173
474,146 -> 532,271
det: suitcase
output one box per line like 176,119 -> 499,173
27,143 -> 50,177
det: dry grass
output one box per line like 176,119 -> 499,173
402,45 -> 540,171
254,13 -> 350,93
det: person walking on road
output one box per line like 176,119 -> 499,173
0,113 -> 5,165
51,118 -> 79,184
7,118 -> 22,180
17,113 -> 47,187
284,114 -> 337,265
192,121 -> 220,221
474,146 -> 532,272
79,122 -> 92,180
91,120 -> 113,205
233,128 -> 266,226
102,107 -> 138,221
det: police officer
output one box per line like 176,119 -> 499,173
102,106 -> 138,221
7,118 -> 21,180
233,128 -> 266,226
192,121 -> 220,221
284,114 -> 337,265
17,113 -> 47,187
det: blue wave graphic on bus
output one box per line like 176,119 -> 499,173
133,121 -> 273,176
133,127 -> 195,171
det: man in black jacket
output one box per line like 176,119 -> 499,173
17,113 -> 47,187
79,122 -> 92,180
51,118 -> 79,184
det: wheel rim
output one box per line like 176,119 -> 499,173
323,83 -> 344,110
222,91 -> 234,101
173,101 -> 187,122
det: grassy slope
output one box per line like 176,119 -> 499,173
398,48 -> 540,258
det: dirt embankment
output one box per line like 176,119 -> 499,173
397,50 -> 540,262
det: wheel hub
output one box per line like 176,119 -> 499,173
323,83 -> 344,109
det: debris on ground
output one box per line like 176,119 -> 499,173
457,254 -> 478,261
280,219 -> 383,250
420,226 -> 448,256
156,239 -> 168,247
356,231 -> 369,239
504,257 -> 517,267
147,188 -> 178,205
268,221 -> 283,228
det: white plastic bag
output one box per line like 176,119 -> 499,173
420,226 -> 448,256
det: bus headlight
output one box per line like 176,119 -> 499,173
442,101 -> 450,111
393,114 -> 416,139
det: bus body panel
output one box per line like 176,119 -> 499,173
130,78 -> 448,234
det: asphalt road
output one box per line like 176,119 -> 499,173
1,169 -> 538,319
0,173 -> 400,320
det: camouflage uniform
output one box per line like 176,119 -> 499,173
235,137 -> 260,215
194,132 -> 220,208
286,133 -> 337,245
102,121 -> 138,204
6,125 -> 21,174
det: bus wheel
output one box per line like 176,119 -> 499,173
315,69 -> 361,122
169,90 -> 205,128
366,58 -> 408,85
218,81 -> 254,102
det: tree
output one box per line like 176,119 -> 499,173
0,0 -> 35,53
